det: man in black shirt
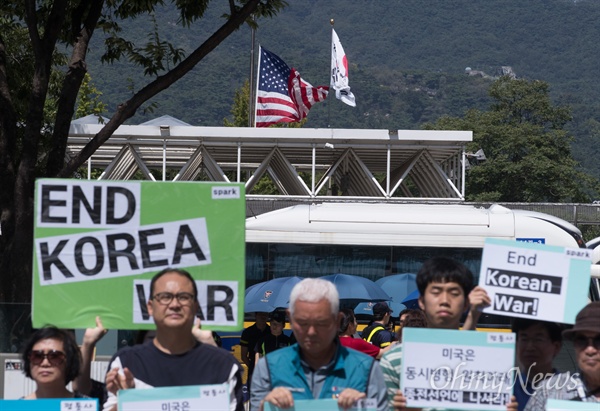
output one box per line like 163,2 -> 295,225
103,268 -> 244,411
361,302 -> 395,349
254,310 -> 291,361
240,311 -> 270,382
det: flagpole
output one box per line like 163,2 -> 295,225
253,45 -> 261,128
249,15 -> 256,127
328,18 -> 334,128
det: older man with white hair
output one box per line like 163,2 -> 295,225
250,278 -> 387,411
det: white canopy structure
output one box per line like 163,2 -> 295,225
67,116 -> 472,200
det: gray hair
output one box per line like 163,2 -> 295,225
289,278 -> 339,317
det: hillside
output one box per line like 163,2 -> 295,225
86,0 -> 600,180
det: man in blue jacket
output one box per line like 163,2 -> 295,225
250,278 -> 387,411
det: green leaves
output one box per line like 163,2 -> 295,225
426,77 -> 598,203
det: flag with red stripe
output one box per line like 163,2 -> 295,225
255,46 -> 328,127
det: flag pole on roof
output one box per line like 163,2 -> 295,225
248,14 -> 257,127
330,23 -> 356,108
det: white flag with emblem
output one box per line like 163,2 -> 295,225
331,28 -> 356,107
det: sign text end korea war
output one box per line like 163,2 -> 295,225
37,218 -> 211,285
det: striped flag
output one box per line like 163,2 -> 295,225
255,46 -> 328,127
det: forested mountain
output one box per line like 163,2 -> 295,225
86,0 -> 600,180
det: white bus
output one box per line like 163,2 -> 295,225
245,202 -> 598,325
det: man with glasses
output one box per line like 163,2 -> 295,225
524,301 -> 600,409
103,268 -> 244,411
511,319 -> 562,411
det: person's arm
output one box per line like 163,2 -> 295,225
336,388 -> 366,409
366,360 -> 389,411
505,395 -> 518,411
376,341 -> 399,359
379,346 -> 402,410
250,357 -> 276,411
191,318 -> 217,347
226,362 -> 244,411
73,316 -> 107,396
103,356 -> 135,411
239,329 -> 252,367
462,286 -> 491,330
240,346 -> 251,367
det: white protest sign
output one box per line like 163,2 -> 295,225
401,328 -> 515,410
118,384 -> 229,410
479,238 -> 591,324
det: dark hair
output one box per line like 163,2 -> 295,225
150,268 -> 198,300
339,308 -> 356,335
398,308 -> 411,320
397,309 -> 428,341
416,257 -> 474,296
511,318 -> 563,342
402,309 -> 428,328
22,326 -> 81,384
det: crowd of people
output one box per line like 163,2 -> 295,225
18,261 -> 600,410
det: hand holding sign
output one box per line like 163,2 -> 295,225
478,238 -> 591,324
106,367 -> 135,395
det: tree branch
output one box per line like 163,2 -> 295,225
45,0 -> 105,177
58,0 -> 263,177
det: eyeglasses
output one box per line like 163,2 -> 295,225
151,292 -> 195,305
573,335 -> 600,351
29,350 -> 66,366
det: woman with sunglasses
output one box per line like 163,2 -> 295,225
22,326 -> 83,399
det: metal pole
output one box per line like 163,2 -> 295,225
248,16 -> 256,127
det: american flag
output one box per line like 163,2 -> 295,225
255,46 -> 329,127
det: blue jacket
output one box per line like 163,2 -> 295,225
265,342 -> 375,400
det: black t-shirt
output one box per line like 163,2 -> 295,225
240,324 -> 270,371
361,322 -> 394,348
105,340 -> 244,410
254,333 -> 292,356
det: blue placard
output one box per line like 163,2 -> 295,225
546,399 -> 599,410
118,384 -> 229,411
0,398 -> 98,411
265,398 -> 376,411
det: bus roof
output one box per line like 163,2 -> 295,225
246,202 -> 581,249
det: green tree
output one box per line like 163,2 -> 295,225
224,79 -> 251,127
0,0 -> 287,307
425,77 -> 599,202
75,73 -> 107,120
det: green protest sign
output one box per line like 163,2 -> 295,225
32,179 -> 246,330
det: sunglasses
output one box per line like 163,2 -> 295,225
29,350 -> 66,366
573,335 -> 600,351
